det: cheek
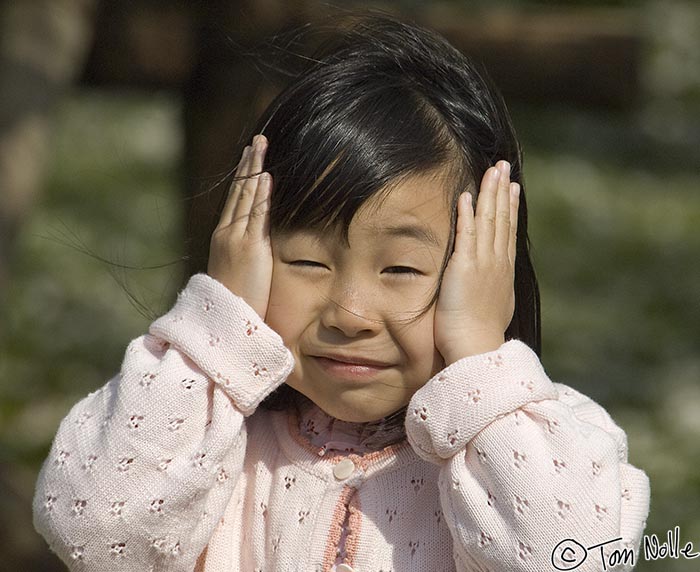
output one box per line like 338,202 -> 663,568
393,307 -> 442,373
265,271 -> 311,344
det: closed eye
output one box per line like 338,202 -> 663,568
383,266 -> 422,276
290,260 -> 327,268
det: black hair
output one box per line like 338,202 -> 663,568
230,12 -> 540,412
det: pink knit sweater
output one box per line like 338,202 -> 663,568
33,274 -> 650,572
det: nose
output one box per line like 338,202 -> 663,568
320,283 -> 380,338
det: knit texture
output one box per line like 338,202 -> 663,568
33,273 -> 650,572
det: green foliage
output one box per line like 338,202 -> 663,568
513,103 -> 700,572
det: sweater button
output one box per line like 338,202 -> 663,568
333,458 -> 356,480
336,564 -> 354,572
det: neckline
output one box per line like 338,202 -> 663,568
267,406 -> 419,476
294,394 -> 408,455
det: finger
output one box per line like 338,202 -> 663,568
232,135 -> 267,227
494,161 -> 513,257
508,182 -> 520,263
219,145 -> 252,227
248,172 -> 272,237
475,165 -> 501,258
452,191 -> 476,258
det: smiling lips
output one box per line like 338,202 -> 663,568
310,353 -> 395,379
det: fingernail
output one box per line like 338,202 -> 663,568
510,183 -> 520,198
499,161 -> 511,176
489,167 -> 500,181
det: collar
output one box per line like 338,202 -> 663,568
295,395 -> 408,456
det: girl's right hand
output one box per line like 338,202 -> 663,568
207,134 -> 273,319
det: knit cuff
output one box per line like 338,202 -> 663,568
405,339 -> 558,462
149,273 -> 295,415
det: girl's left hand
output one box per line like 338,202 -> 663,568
434,161 -> 520,365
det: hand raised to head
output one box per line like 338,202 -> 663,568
207,134 -> 273,319
434,161 -> 520,363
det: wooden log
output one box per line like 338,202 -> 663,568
80,3 -> 643,107
421,5 -> 643,108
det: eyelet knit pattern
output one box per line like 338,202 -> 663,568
406,344 -> 650,572
33,274 -> 294,570
33,273 -> 650,572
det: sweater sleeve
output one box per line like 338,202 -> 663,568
405,339 -> 650,572
32,273 -> 294,572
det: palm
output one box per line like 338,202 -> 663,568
434,161 -> 519,363
207,135 -> 273,319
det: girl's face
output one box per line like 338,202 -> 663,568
266,170 -> 454,422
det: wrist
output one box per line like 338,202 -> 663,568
440,333 -> 505,365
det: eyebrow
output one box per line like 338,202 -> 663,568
381,224 -> 442,248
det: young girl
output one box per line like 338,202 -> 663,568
34,13 -> 650,572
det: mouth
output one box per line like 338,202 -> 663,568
308,353 -> 395,380
314,353 -> 394,367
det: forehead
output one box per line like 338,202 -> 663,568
352,170 -> 454,244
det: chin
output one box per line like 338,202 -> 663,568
315,395 -> 406,423
287,376 -> 410,423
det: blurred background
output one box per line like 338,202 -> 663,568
1,0 -> 698,570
